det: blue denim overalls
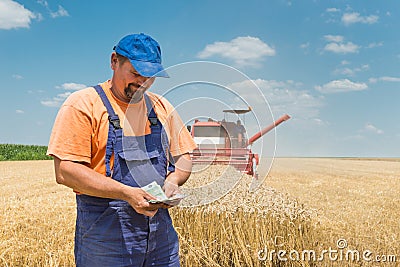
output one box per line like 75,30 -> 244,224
74,85 -> 180,267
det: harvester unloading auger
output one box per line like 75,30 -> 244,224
188,109 -> 290,179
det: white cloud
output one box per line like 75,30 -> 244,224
300,42 -> 309,49
229,79 -> 323,120
42,82 -> 86,107
369,76 -> 400,83
0,0 -> 37,29
323,35 -> 359,54
342,12 -> 379,26
341,60 -> 350,65
333,67 -> 354,76
324,42 -> 359,54
326,8 -> 340,13
37,1 -> 69,18
35,12 -> 44,21
197,36 -> 275,67
379,76 -> 400,82
333,64 -> 369,76
324,35 -> 344,43
16,109 -> 24,114
12,74 -> 23,79
41,92 -> 72,107
56,82 -> 86,91
50,5 -> 69,18
315,79 -> 368,94
37,0 -> 48,8
366,42 -> 383,48
323,7 -> 341,24
364,123 -> 384,134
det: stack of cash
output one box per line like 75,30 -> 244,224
141,181 -> 185,205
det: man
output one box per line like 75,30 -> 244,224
47,33 -> 197,266
236,120 -> 246,147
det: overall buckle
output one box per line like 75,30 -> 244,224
148,117 -> 158,126
109,116 -> 122,129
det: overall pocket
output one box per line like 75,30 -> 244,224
117,148 -> 165,187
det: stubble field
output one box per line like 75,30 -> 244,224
0,158 -> 399,266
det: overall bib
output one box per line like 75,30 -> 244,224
74,85 -> 180,267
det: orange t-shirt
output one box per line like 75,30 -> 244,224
47,80 -> 197,175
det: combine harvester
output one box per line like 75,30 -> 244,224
188,108 -> 290,179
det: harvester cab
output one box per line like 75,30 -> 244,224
188,108 -> 290,179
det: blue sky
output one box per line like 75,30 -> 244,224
0,0 -> 399,157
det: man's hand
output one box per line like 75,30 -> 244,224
123,187 -> 168,217
162,180 -> 183,206
163,180 -> 181,198
163,153 -> 192,197
161,153 -> 193,206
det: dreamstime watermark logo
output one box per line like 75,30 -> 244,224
122,61 -> 283,206
257,239 -> 397,263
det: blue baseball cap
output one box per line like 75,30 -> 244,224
113,33 -> 169,78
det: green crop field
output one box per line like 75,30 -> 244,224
0,144 -> 52,161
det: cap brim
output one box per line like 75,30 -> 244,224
129,59 -> 169,78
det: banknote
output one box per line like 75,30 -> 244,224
141,181 -> 186,205
141,181 -> 167,200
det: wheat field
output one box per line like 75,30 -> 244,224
0,158 -> 399,266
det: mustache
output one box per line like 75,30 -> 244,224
129,82 -> 150,90
125,87 -> 139,99
124,83 -> 148,99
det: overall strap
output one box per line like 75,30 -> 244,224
93,85 -> 121,130
144,93 -> 158,126
144,94 -> 175,172
93,85 -> 121,177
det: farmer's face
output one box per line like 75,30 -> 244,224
112,53 -> 155,103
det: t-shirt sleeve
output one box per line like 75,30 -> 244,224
47,93 -> 93,163
155,96 -> 197,157
168,109 -> 198,157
